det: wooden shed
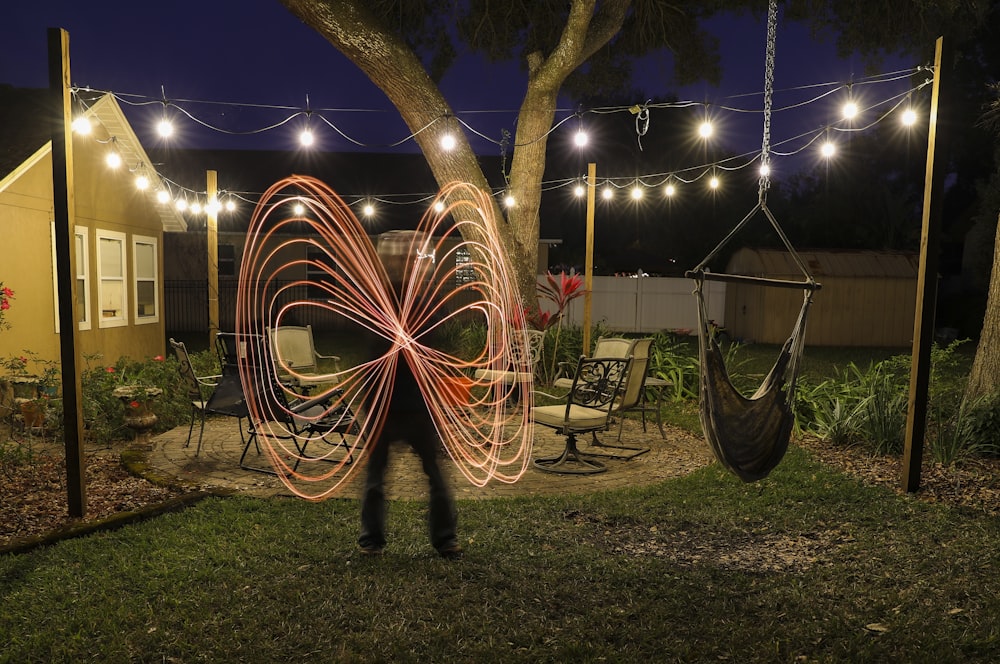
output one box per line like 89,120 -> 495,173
723,249 -> 919,347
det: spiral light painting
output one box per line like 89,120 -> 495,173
235,175 -> 533,500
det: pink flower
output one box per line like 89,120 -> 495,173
106,366 -> 116,373
0,301 -> 8,311
2,287 -> 12,297
153,355 -> 164,362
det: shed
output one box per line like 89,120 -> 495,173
723,248 -> 919,347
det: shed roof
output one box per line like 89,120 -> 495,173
726,248 -> 919,279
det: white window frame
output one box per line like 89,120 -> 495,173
50,224 -> 92,332
132,234 -> 159,325
96,229 -> 128,328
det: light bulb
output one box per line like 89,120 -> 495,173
190,201 -> 203,214
842,102 -> 858,120
821,141 -> 836,158
207,198 -> 222,215
106,152 -> 122,169
293,203 -> 305,216
363,203 -> 375,217
135,175 -> 150,190
573,184 -> 585,197
901,108 -> 917,126
157,119 -> 174,138
433,201 -> 445,213
71,116 -> 92,135
709,176 -> 720,190
225,199 -> 236,212
759,163 -> 770,177
156,190 -> 170,204
601,187 -> 613,200
176,199 -> 188,212
299,129 -> 314,147
698,121 -> 713,138
440,133 -> 456,151
664,183 -> 676,197
503,194 -> 516,208
574,130 -> 588,147
631,186 -> 643,200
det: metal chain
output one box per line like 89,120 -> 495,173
759,0 -> 778,198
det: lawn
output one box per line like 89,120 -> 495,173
2,443 -> 998,662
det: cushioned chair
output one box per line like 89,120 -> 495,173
587,337 -> 653,459
268,325 -> 342,389
531,355 -> 631,475
473,328 -> 544,405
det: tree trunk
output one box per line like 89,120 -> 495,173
965,212 -> 1000,401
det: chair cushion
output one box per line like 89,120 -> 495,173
531,404 -> 608,431
473,369 -> 534,384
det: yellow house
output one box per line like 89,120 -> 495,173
0,88 -> 185,367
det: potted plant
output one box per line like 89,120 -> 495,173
108,356 -> 166,434
2,351 -> 59,430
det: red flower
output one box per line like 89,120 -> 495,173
1,287 -> 12,297
0,301 -> 8,311
106,366 -> 116,373
129,400 -> 141,409
153,355 -> 164,362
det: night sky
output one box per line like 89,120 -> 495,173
2,1 -> 920,161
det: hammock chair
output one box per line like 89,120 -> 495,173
685,0 -> 820,482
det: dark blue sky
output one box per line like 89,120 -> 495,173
3,2 -> 921,175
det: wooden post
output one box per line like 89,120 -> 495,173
48,27 -> 86,517
902,37 -> 949,493
207,170 -> 219,348
582,162 -> 596,356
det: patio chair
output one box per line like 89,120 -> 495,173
473,328 -> 545,403
170,338 -> 249,456
531,355 -> 631,475
552,336 -> 632,389
225,332 -> 356,476
587,337 -> 654,460
268,325 -> 342,390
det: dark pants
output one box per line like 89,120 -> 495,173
358,409 -> 457,552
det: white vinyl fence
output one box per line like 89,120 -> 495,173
546,276 -> 727,334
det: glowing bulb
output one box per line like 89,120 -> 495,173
190,201 -> 202,214
71,116 -> 92,135
225,199 -> 236,212
631,186 -> 643,200
293,203 -> 305,216
574,130 -> 588,147
176,199 -> 188,212
156,190 -> 170,204
698,121 -> 713,138
503,194 -> 516,208
440,133 -> 456,151
901,108 -> 917,126
299,129 -> 314,147
601,187 -> 613,200
135,175 -> 150,190
207,198 -> 222,215
842,102 -> 858,120
759,163 -> 770,177
573,184 -> 585,197
157,119 -> 174,138
709,176 -> 720,190
664,183 -> 676,197
821,141 -> 836,158
363,203 -> 375,217
105,152 -> 122,169
433,201 -> 445,213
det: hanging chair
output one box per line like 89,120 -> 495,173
685,0 -> 820,482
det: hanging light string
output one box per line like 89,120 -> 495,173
71,63 -> 932,216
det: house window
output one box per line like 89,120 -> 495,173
97,230 -> 128,328
306,248 -> 336,299
75,228 -> 91,330
133,235 -> 159,324
454,246 -> 475,284
218,244 -> 235,277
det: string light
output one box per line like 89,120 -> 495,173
664,183 -> 676,197
71,116 -> 92,135
573,183 -> 586,197
709,175 -> 720,190
190,201 -> 203,214
630,185 -> 643,200
503,193 -> 516,208
156,190 -> 170,204
842,101 -> 859,120
601,186 -> 613,200
293,202 -> 306,215
440,132 -> 457,151
574,129 -> 588,147
299,128 -> 315,147
433,201 -> 445,213
105,151 -> 122,169
698,120 -> 713,138
156,118 -> 174,138
362,202 -> 375,217
135,174 -> 150,190
175,198 -> 188,212
225,199 -> 237,212
901,108 -> 917,126
821,141 -> 836,158
759,163 -> 771,177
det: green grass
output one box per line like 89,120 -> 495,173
2,446 -> 998,662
